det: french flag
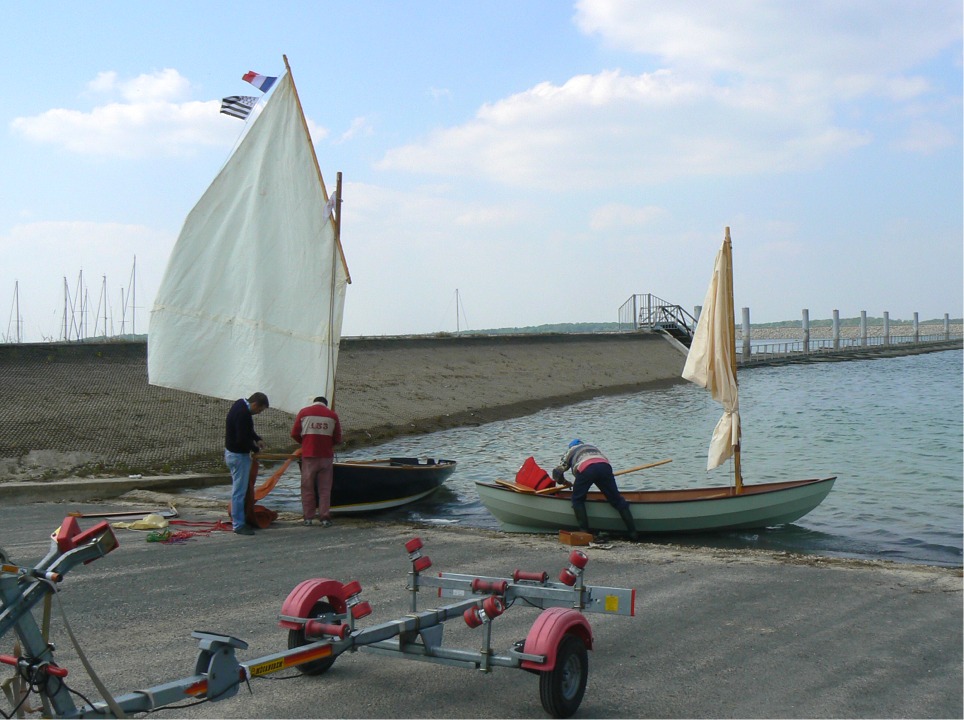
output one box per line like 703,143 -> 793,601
242,71 -> 277,93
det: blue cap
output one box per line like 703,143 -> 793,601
568,439 -> 583,448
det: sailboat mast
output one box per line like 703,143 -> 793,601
725,226 -> 743,492
330,171 -> 343,408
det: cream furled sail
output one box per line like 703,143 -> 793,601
148,59 -> 350,415
682,228 -> 742,482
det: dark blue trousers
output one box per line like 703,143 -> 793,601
571,462 -> 629,511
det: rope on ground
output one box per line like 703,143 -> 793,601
147,520 -> 232,545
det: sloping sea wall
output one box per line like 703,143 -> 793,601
0,333 -> 685,481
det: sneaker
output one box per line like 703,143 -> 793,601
302,519 -> 313,526
233,525 -> 255,536
320,519 -> 332,528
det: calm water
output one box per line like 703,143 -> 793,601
213,349 -> 963,567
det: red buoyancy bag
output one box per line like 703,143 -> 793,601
515,457 -> 555,491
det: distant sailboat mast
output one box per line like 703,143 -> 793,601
454,289 -> 469,333
5,281 -> 23,343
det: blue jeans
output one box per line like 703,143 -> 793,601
224,450 -> 252,530
571,462 -> 630,511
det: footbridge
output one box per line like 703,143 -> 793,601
618,294 -> 696,347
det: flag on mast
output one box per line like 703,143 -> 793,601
220,95 -> 258,120
242,71 -> 277,93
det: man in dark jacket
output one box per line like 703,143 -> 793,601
224,392 -> 269,535
552,439 -> 638,540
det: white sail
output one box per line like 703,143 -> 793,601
681,231 -> 740,471
148,69 -> 349,415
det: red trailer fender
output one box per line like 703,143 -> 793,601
520,607 -> 593,671
279,579 -> 348,629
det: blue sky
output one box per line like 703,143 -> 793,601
3,1 -> 961,342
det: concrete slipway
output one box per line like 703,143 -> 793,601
0,500 -> 959,719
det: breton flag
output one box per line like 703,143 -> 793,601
220,95 -> 258,120
242,71 -> 277,93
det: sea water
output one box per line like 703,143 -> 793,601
239,349 -> 963,567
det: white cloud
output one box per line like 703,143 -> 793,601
376,2 -> 957,193
379,68 -> 869,189
305,117 -> 330,145
337,116 -> 374,143
11,69 -> 236,158
87,68 -> 192,103
573,0 -> 961,81
428,87 -> 452,101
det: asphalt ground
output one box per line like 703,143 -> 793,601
1,501 -> 961,719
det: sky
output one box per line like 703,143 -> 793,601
2,0 -> 961,342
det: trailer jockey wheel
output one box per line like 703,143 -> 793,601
539,633 -> 589,719
288,600 -> 338,675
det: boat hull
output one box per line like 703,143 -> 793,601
330,458 -> 456,514
475,477 -> 836,534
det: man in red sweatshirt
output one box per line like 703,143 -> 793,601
291,396 -> 343,527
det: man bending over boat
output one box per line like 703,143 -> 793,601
224,392 -> 269,536
291,396 -> 343,527
552,440 -> 638,541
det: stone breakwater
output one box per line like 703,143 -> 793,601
0,333 -> 686,482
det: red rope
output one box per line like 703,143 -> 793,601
169,519 -> 232,531
158,519 -> 233,544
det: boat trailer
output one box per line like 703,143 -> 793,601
1,518 -> 635,718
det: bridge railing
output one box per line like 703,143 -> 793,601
618,294 -> 696,335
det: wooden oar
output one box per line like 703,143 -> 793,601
256,452 -> 302,461
68,506 -> 179,520
496,459 -> 671,495
614,458 -> 672,477
254,447 -> 302,501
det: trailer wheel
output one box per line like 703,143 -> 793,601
539,633 -> 588,718
288,600 -> 338,675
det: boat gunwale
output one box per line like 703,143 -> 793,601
335,458 -> 456,470
476,476 -> 836,505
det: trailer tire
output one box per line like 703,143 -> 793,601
288,600 -> 338,675
539,633 -> 588,718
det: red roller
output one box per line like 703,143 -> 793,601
405,537 -> 423,553
305,621 -> 349,640
471,578 -> 508,595
482,595 -> 506,618
351,601 -> 372,620
513,569 -> 548,583
413,556 -> 433,573
341,580 -> 362,598
559,568 -> 577,586
44,664 -> 68,678
463,606 -> 483,628
568,550 -> 589,569
0,656 -> 68,678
